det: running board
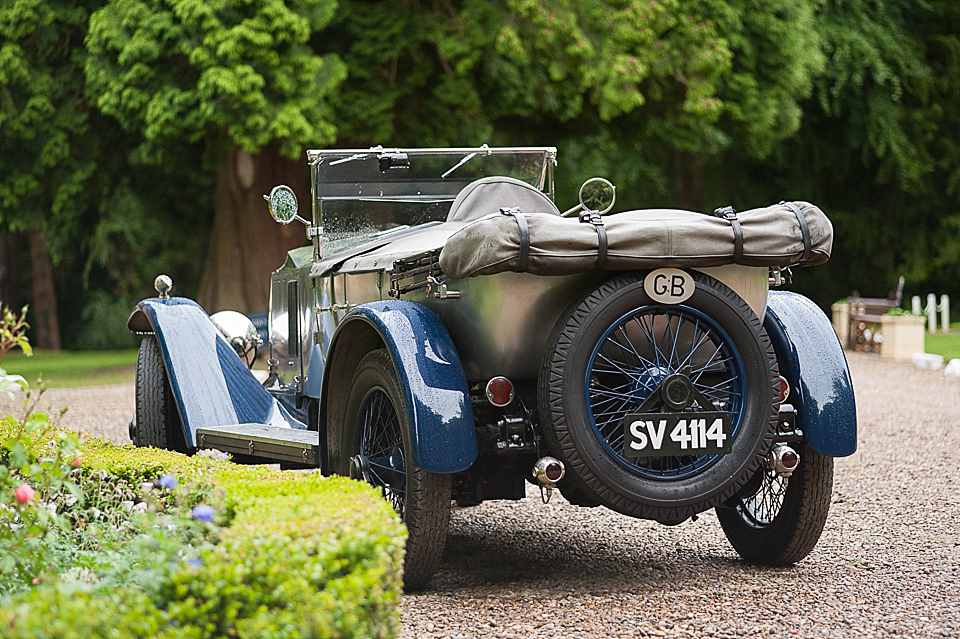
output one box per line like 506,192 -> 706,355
196,424 -> 320,466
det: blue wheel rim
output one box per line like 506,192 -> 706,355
585,304 -> 747,480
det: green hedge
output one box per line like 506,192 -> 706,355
0,431 -> 406,638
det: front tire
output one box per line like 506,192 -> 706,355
716,442 -> 834,565
134,336 -> 192,453
339,349 -> 450,591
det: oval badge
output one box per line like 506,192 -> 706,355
643,268 -> 695,304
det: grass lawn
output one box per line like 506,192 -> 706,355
925,331 -> 960,361
2,348 -> 138,388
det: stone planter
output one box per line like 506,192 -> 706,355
879,314 -> 926,360
831,302 -> 849,346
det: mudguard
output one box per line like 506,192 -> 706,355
128,297 -> 304,448
326,301 -> 477,473
763,291 -> 857,457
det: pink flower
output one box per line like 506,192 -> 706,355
15,483 -> 35,504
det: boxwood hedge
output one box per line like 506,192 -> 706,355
0,429 -> 406,638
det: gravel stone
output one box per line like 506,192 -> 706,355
2,352 -> 957,637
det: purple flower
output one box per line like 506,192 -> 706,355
186,558 -> 203,568
158,474 -> 177,490
191,504 -> 215,522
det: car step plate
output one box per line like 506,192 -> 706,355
622,412 -> 733,458
196,424 -> 320,465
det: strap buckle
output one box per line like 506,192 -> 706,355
579,210 -> 603,226
714,205 -> 737,220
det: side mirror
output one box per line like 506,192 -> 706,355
561,177 -> 617,217
264,185 -> 307,225
578,177 -> 616,214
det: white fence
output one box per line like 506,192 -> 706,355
911,295 -> 951,332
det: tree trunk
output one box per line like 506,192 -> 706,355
674,150 -> 707,211
0,232 -> 24,311
28,229 -> 61,351
198,145 -> 310,313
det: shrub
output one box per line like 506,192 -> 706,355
0,425 -> 405,637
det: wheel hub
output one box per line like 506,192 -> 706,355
660,373 -> 696,411
349,454 -> 373,484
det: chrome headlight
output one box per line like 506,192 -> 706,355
210,310 -> 263,367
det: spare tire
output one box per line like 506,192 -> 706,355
538,271 -> 778,522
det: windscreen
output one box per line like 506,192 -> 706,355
309,147 -> 554,256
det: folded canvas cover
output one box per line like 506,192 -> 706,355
439,201 -> 832,279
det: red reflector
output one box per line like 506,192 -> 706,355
485,376 -> 514,407
778,375 -> 790,403
780,449 -> 799,470
545,463 -> 563,482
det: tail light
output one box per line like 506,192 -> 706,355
777,375 -> 790,403
485,376 -> 515,407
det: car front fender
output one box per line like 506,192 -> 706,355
763,291 -> 857,457
128,297 -> 303,447
325,301 -> 477,474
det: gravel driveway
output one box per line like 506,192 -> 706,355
4,352 -> 957,638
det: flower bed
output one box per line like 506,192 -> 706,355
0,414 -> 405,638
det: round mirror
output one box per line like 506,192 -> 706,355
578,177 -> 616,214
265,185 -> 299,224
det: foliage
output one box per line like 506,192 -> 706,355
0,0 -> 94,236
0,414 -> 405,637
1,305 -> 30,399
84,0 -> 346,160
71,292 -> 138,350
1,305 -> 32,360
0,406 -> 81,594
328,0 -> 824,208
5,0 -> 960,336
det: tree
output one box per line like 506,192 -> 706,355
84,0 -> 346,312
0,0 -> 97,349
717,0 -> 957,307
326,0 -> 824,209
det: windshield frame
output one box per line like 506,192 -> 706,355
306,146 -> 557,258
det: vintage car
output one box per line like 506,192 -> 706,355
127,146 -> 856,589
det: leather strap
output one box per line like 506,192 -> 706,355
500,207 -> 530,272
579,210 -> 608,269
781,201 -> 812,263
714,206 -> 743,264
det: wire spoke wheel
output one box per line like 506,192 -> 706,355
356,387 -> 406,516
586,305 -> 747,480
339,349 -> 451,590
539,272 -> 778,522
717,443 -> 834,565
733,470 -> 788,528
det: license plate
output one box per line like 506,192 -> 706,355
622,412 -> 733,458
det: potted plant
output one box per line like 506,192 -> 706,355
879,308 -> 926,360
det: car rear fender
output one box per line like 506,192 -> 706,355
128,297 -> 304,447
763,291 -> 857,457
323,300 -> 477,473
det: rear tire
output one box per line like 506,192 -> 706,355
134,336 -> 192,453
339,349 -> 450,591
716,442 -> 833,565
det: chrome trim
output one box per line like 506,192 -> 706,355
532,456 -> 565,486
768,444 -> 800,478
307,145 -> 558,163
154,274 -> 173,299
